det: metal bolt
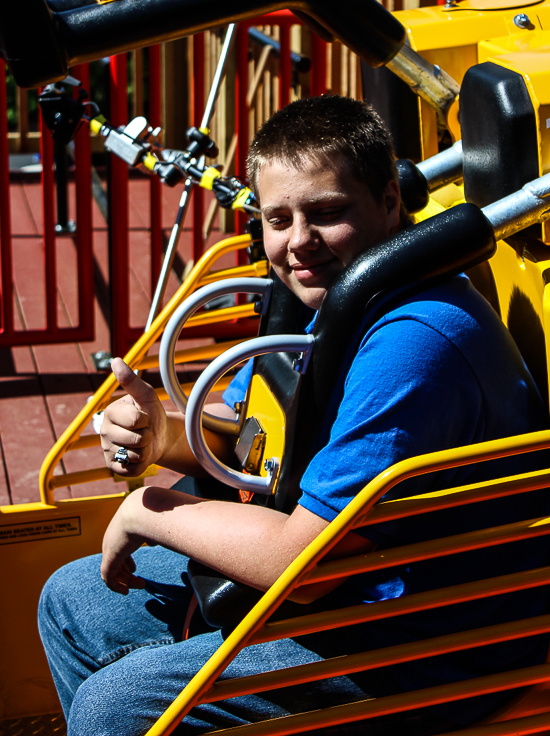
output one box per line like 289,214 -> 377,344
91,350 -> 113,371
292,358 -> 302,372
264,458 -> 275,472
514,13 -> 533,28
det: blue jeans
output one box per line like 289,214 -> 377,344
38,546 -> 455,736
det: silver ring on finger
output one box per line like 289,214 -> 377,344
114,447 -> 129,464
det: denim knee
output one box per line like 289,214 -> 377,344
39,560 -> 75,637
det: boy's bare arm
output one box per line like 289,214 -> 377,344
101,358 -> 236,477
101,487 -> 373,603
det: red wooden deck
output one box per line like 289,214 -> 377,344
1,174 -> 231,506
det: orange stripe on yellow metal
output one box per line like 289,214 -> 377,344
257,566 -> 550,643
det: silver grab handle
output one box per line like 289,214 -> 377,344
186,334 -> 315,494
159,278 -> 273,435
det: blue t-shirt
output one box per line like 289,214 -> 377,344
225,274 -> 550,724
298,274 -> 550,723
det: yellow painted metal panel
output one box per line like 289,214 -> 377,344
243,374 -> 286,484
0,497 -> 124,720
396,6 -> 525,52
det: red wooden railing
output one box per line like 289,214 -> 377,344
0,13 -> 331,355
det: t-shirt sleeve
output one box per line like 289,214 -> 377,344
222,359 -> 254,409
298,317 -> 484,531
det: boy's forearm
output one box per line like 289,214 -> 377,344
117,487 -> 296,588
157,409 -> 236,476
102,486 -> 372,602
103,486 -> 324,594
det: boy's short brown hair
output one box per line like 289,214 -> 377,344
246,95 -> 397,203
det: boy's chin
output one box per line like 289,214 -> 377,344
294,285 -> 327,311
275,270 -> 330,310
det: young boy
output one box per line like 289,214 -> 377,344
39,95 -> 550,736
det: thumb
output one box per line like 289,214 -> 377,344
111,358 -> 158,410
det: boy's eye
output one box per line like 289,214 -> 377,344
316,207 -> 345,221
266,216 -> 289,229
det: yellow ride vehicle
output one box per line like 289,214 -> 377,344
3,0 -> 550,734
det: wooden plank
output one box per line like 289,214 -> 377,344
0,375 -> 59,504
128,177 -> 150,229
11,236 -> 47,331
19,181 -> 43,234
9,183 -> 39,236
129,229 -> 154,327
0,347 -> 20,504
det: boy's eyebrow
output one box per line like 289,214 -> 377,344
262,193 -> 350,216
261,205 -> 285,217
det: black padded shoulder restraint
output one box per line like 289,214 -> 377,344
188,203 -> 496,628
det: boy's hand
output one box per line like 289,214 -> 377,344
101,358 -> 167,476
101,495 -> 146,594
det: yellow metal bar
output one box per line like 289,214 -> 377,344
183,303 -> 256,327
0,501 -> 56,514
258,566 -> 550,644
56,379 -> 232,498
137,339 -> 247,371
304,515 -> 550,585
363,467 -> 550,527
170,664 -> 550,736
153,376 -> 232,404
204,614 -> 550,703
145,430 -> 550,736
438,711 -> 550,736
48,467 -> 114,490
197,261 -> 269,286
67,434 -> 102,451
39,234 -> 253,504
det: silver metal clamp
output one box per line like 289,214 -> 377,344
185,333 -> 314,494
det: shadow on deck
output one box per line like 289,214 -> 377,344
1,174 -> 231,506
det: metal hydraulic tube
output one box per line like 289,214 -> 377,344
387,44 -> 461,138
482,173 -> 550,241
417,140 -> 463,193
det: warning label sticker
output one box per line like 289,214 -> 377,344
0,517 -> 81,545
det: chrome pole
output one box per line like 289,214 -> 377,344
387,43 -> 459,129
144,23 -> 237,333
483,173 -> 550,241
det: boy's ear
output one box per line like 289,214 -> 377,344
384,180 -> 401,233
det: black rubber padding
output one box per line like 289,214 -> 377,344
461,62 -> 539,209
361,62 -> 422,162
0,0 -> 66,88
289,203 -> 496,495
1,0 -> 405,87
189,204 -> 496,628
396,159 -> 429,214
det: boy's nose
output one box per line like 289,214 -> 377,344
288,220 -> 317,252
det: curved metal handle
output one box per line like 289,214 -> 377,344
186,334 -> 315,494
159,277 -> 273,435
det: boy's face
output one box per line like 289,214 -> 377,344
259,156 -> 400,310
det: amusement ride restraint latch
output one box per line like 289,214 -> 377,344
235,417 -> 267,474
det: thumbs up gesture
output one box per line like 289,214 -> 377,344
101,358 -> 168,476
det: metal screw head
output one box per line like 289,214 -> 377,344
514,13 -> 532,28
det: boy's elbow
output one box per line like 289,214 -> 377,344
288,580 -> 341,604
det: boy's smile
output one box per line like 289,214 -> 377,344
259,156 -> 401,310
